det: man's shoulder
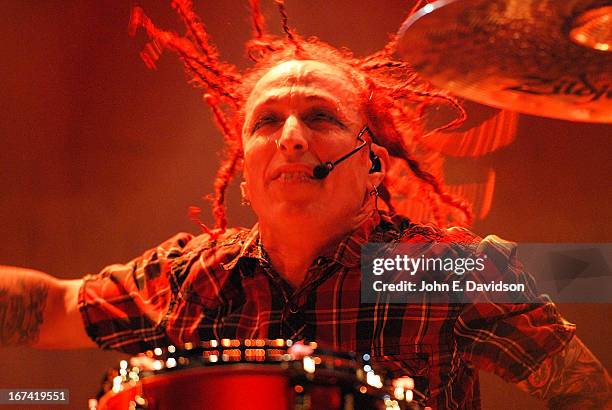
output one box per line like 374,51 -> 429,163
383,213 -> 482,245
157,227 -> 255,289
391,216 -> 517,264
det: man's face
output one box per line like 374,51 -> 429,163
241,60 -> 374,223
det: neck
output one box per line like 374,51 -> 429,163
259,203 -> 376,288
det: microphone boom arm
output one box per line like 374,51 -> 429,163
312,126 -> 371,179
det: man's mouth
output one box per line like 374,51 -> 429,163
271,164 -> 317,181
275,171 -> 314,182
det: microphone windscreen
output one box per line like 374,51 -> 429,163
312,164 -> 330,179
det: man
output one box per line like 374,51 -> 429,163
1,1 -> 610,409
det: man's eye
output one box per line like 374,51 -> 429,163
309,111 -> 333,121
304,110 -> 344,128
252,115 -> 279,132
304,110 -> 344,127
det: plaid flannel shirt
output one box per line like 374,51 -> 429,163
79,211 -> 575,409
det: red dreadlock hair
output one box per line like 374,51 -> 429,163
129,0 -> 473,238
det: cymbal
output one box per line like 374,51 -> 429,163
396,0 -> 612,123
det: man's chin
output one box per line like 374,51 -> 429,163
268,187 -> 322,203
260,199 -> 325,220
268,182 -> 320,197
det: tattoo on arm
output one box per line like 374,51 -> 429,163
0,277 -> 49,346
517,336 -> 611,409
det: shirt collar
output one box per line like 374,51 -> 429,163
221,222 -> 265,272
222,210 -> 384,272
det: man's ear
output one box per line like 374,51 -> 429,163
368,143 -> 389,187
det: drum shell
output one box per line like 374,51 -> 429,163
98,363 -> 380,410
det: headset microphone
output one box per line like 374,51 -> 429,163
312,162 -> 334,179
312,126 -> 380,180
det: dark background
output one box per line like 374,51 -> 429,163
0,1 -> 610,409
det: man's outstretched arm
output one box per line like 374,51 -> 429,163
517,336 -> 611,409
0,266 -> 95,349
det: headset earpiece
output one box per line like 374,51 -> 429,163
369,151 -> 382,173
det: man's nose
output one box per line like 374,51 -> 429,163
276,116 -> 309,155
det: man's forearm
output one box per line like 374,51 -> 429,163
0,266 -> 52,347
517,336 -> 611,409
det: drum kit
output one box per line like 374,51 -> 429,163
91,1 -> 610,409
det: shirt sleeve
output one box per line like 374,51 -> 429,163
78,232 -> 194,353
454,234 -> 576,383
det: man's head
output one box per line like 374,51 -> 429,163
239,59 -> 388,225
130,0 -> 471,235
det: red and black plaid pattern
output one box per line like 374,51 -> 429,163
79,212 -> 575,409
